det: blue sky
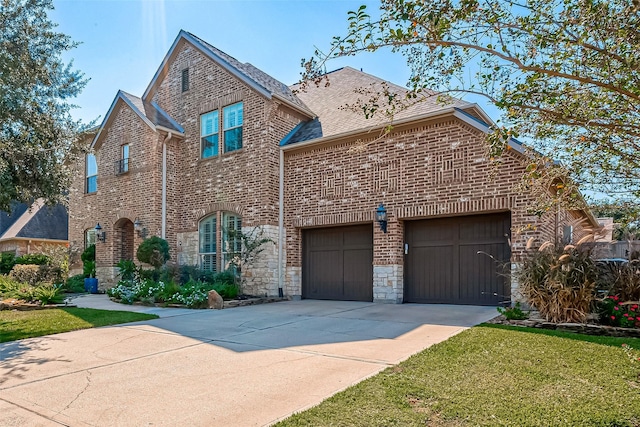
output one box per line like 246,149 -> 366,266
50,0 -> 423,124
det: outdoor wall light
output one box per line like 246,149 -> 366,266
376,203 -> 388,233
133,218 -> 148,239
95,223 -> 106,242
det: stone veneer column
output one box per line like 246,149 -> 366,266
373,264 -> 403,303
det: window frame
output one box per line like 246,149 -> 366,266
200,110 -> 219,159
223,102 -> 243,153
85,153 -> 97,194
198,212 -> 242,273
120,144 -> 129,174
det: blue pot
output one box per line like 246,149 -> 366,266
84,277 -> 99,294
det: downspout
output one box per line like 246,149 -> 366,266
278,148 -> 284,298
161,132 -> 172,239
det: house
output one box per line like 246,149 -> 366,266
68,30 -> 599,305
0,200 -> 68,256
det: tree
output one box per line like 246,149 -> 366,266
0,0 -> 87,212
590,200 -> 640,240
136,236 -> 171,269
302,0 -> 640,199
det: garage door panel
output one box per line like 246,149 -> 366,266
306,250 -> 343,299
405,213 -> 510,305
405,246 -> 455,303
303,225 -> 373,302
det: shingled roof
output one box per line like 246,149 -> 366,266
0,200 -> 68,242
284,67 -> 474,145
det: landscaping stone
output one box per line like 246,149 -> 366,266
207,290 -> 224,310
489,314 -> 640,338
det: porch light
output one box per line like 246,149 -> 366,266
376,203 -> 388,233
134,218 -> 148,239
95,223 -> 106,242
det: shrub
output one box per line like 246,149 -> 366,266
136,237 -> 170,269
0,252 -> 16,275
34,284 -> 64,305
0,275 -> 64,305
83,260 -> 96,278
64,274 -> 86,293
497,302 -> 529,320
600,296 -> 640,328
14,253 -> 49,265
117,259 -> 139,281
516,240 -> 598,323
9,264 -> 42,286
81,244 -> 95,263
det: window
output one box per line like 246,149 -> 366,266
181,68 -> 189,92
223,102 -> 243,152
200,110 -> 219,159
221,213 -> 242,271
199,214 -> 217,271
198,212 -> 242,272
86,154 -> 97,193
85,228 -> 96,249
119,144 -> 129,174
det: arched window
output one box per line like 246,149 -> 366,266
198,212 -> 242,272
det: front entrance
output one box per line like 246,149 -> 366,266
302,224 -> 373,301
114,218 -> 135,262
404,212 -> 511,305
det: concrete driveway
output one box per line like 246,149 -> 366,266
0,299 -> 496,426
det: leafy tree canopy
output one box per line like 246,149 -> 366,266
0,0 -> 87,212
302,0 -> 640,200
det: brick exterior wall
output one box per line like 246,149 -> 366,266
68,40 -> 304,293
282,116 -> 589,302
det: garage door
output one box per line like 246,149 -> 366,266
302,225 -> 373,301
405,212 -> 510,305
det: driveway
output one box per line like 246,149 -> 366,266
0,299 -> 496,426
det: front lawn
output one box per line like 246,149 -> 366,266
277,325 -> 640,427
0,308 -> 158,343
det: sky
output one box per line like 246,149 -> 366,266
50,0 -> 427,125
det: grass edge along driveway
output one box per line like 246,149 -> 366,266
0,308 -> 158,343
277,324 -> 640,427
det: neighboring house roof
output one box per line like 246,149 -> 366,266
91,91 -> 185,151
285,67 -> 475,144
142,30 -> 315,118
0,200 -> 68,242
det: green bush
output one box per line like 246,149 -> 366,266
0,252 -> 16,275
497,302 -> 529,320
81,244 -> 95,263
64,274 -> 86,293
136,237 -> 170,269
0,275 -> 64,305
15,253 -> 49,266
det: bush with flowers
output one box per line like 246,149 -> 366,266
600,295 -> 640,328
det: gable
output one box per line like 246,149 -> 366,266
142,30 -> 314,118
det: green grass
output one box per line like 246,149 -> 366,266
277,324 -> 640,427
0,308 -> 158,343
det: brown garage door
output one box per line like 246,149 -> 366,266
405,212 -> 510,305
302,225 -> 373,301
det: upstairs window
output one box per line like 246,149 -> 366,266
86,154 -> 97,194
201,110 -> 219,159
181,68 -> 189,92
117,144 -> 129,174
223,102 -> 243,152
